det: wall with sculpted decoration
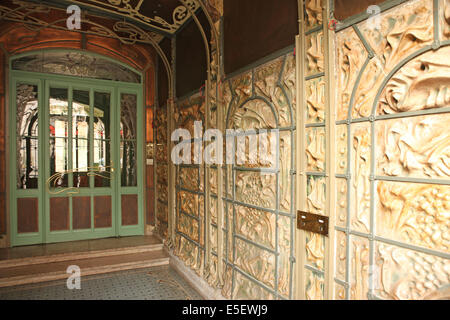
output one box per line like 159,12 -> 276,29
221,53 -> 296,299
168,0 -> 449,301
173,94 -> 206,276
155,105 -> 169,241
170,52 -> 297,299
332,0 -> 450,300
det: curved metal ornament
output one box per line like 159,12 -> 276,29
67,0 -> 199,34
46,164 -> 115,195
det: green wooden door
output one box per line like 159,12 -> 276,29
10,65 -> 144,246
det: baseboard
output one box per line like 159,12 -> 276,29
168,250 -> 227,300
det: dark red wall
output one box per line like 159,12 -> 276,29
224,0 -> 298,75
175,10 -> 210,98
334,0 -> 386,21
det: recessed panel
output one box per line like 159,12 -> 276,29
50,197 -> 69,231
73,196 -> 91,230
94,196 -> 112,228
17,198 -> 38,233
121,194 -> 138,226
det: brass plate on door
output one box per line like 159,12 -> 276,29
297,211 -> 329,236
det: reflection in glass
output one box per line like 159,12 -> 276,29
73,90 -> 90,187
94,92 -> 111,187
16,84 -> 39,189
120,93 -> 137,187
49,88 -> 69,188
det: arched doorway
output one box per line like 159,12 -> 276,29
10,49 -> 145,246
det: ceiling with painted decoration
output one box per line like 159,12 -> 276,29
0,0 -> 221,43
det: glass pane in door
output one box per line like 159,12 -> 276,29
16,84 -> 39,189
72,90 -> 90,187
94,92 -> 111,187
49,87 -> 69,188
120,93 -> 137,187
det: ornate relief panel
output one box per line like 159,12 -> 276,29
299,0 -> 328,300
374,243 -> 450,299
376,114 -> 450,179
223,53 -> 296,299
333,0 -> 450,300
174,94 -> 206,274
155,106 -> 169,240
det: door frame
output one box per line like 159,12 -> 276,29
9,49 -> 145,247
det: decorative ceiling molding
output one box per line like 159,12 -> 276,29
0,0 -> 165,45
67,0 -> 200,35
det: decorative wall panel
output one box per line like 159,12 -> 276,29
222,53 -> 296,299
305,31 -> 324,76
174,93 -> 206,275
155,106 -> 169,240
333,0 -> 450,300
299,0 -> 328,299
374,243 -> 450,299
377,181 -> 449,253
306,77 -> 325,124
376,113 -> 450,179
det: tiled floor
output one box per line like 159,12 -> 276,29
0,266 -> 203,300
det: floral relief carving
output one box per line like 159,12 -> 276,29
336,27 -> 368,120
282,53 -> 296,117
235,238 -> 276,289
236,172 -> 276,209
179,191 -> 198,217
305,31 -> 324,76
352,0 -> 434,118
306,231 -> 325,270
278,215 -> 291,297
335,231 -> 347,280
177,212 -> 199,242
377,182 -> 450,253
306,77 -> 325,123
176,235 -> 201,272
360,0 -> 433,70
351,124 -> 371,233
228,72 -> 252,119
231,99 -> 276,130
306,127 -> 325,172
175,96 -> 205,137
210,196 -> 218,225
350,236 -> 370,300
180,167 -> 199,191
336,179 -> 347,228
336,125 -> 348,174
209,169 -> 218,195
305,0 -> 323,30
377,114 -> 450,179
235,205 -> 276,250
307,176 -> 326,215
375,244 -> 450,300
441,0 -> 450,39
233,272 -> 274,300
279,131 -> 291,212
378,47 -> 450,115
306,270 -> 324,300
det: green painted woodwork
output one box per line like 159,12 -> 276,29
9,50 -> 145,247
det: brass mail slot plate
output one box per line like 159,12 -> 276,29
297,211 -> 329,237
